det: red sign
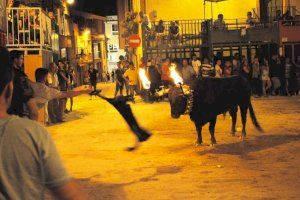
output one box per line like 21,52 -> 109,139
128,34 -> 141,48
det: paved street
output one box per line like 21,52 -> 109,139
47,84 -> 300,200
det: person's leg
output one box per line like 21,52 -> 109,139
114,83 -> 120,97
70,97 -> 73,112
262,80 -> 266,96
48,99 -> 56,123
129,85 -> 134,97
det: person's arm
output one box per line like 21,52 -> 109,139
60,71 -> 69,82
27,98 -> 39,121
51,180 -> 87,200
59,89 -> 92,99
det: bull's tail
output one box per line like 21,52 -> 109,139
249,101 -> 263,132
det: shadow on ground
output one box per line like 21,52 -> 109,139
198,134 -> 300,156
76,178 -> 127,200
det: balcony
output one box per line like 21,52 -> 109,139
279,19 -> 300,44
143,19 -> 204,50
6,7 -> 53,50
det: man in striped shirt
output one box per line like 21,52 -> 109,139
201,58 -> 215,78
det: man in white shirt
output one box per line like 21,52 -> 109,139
48,63 -> 60,123
31,68 -> 92,117
192,55 -> 201,77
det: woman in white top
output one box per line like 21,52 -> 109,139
215,59 -> 223,78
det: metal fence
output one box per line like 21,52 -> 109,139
6,7 -> 52,50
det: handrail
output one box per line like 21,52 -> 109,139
6,7 -> 52,50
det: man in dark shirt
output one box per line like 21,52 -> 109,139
57,60 -> 69,122
7,50 -> 38,120
114,62 -> 125,97
269,54 -> 281,95
148,59 -> 161,95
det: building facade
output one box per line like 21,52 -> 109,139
70,9 -> 107,84
105,15 -> 125,73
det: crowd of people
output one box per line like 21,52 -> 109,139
112,53 -> 300,101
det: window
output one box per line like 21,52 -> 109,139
108,44 -> 118,52
112,24 -> 118,35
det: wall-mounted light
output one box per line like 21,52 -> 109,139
67,0 -> 75,5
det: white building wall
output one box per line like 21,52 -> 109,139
105,16 -> 125,73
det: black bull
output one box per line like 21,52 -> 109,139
168,76 -> 263,145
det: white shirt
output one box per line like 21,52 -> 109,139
192,60 -> 201,75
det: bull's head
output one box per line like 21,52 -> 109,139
168,85 -> 191,119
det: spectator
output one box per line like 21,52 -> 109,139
124,62 -> 139,97
201,58 -> 215,77
191,55 -> 201,77
48,63 -> 60,123
213,14 -> 226,30
123,60 -> 130,96
7,50 -> 39,121
156,20 -> 165,45
161,58 -> 172,87
232,57 -> 240,75
215,59 -> 223,78
57,61 -> 69,121
251,57 -> 262,97
88,65 -> 98,92
111,70 -> 115,82
241,60 -> 251,81
114,62 -> 125,97
168,21 -> 180,45
261,59 -> 272,96
269,54 -> 281,95
148,58 -> 161,96
32,68 -> 92,109
0,47 -> 87,199
106,71 -> 111,82
246,11 -> 255,28
181,58 -> 196,86
68,64 -> 76,112
288,58 -> 298,95
295,56 -> 300,95
274,10 -> 283,21
223,60 -> 233,77
282,10 -> 294,26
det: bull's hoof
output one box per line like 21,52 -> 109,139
194,141 -> 203,147
239,135 -> 246,141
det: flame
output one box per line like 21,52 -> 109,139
170,63 -> 183,85
139,68 -> 151,89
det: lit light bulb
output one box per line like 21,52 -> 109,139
67,0 -> 75,5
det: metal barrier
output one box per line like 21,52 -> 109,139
6,7 -> 52,50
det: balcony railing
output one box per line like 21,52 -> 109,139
6,7 -> 52,50
143,19 -> 204,49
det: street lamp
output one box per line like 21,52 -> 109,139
67,0 -> 75,5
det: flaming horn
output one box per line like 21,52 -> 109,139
139,68 -> 151,89
170,63 -> 189,95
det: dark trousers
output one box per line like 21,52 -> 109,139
58,98 -> 66,121
48,98 -> 59,123
115,82 -> 124,97
150,82 -> 160,94
129,85 -> 139,97
251,78 -> 262,96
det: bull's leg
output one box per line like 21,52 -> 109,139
194,122 -> 203,145
229,107 -> 238,136
209,117 -> 217,145
240,106 -> 248,140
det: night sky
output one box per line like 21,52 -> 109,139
74,0 -> 117,16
